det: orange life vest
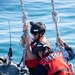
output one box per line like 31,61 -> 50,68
25,36 -> 52,68
39,52 -> 74,75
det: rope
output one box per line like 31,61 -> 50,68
51,0 -> 64,50
20,0 -> 27,24
20,0 -> 27,67
51,0 -> 59,38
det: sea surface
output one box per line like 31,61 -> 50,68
0,0 -> 75,71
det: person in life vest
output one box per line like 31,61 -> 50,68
21,21 -> 52,75
35,37 -> 75,75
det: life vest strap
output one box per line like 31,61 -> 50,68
52,68 -> 70,75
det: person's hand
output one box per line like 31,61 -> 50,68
56,37 -> 64,47
56,37 -> 70,50
23,23 -> 28,31
56,37 -> 65,50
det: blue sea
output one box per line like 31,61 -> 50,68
0,0 -> 75,71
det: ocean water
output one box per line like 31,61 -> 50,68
0,0 -> 75,71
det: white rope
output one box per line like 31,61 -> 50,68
20,0 -> 27,67
20,0 -> 27,24
51,0 -> 59,38
51,0 -> 64,50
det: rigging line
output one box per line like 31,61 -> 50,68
51,0 -> 64,50
20,0 -> 28,68
51,0 -> 59,38
51,0 -> 55,12
20,0 -> 27,24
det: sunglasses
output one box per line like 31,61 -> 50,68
32,33 -> 38,35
